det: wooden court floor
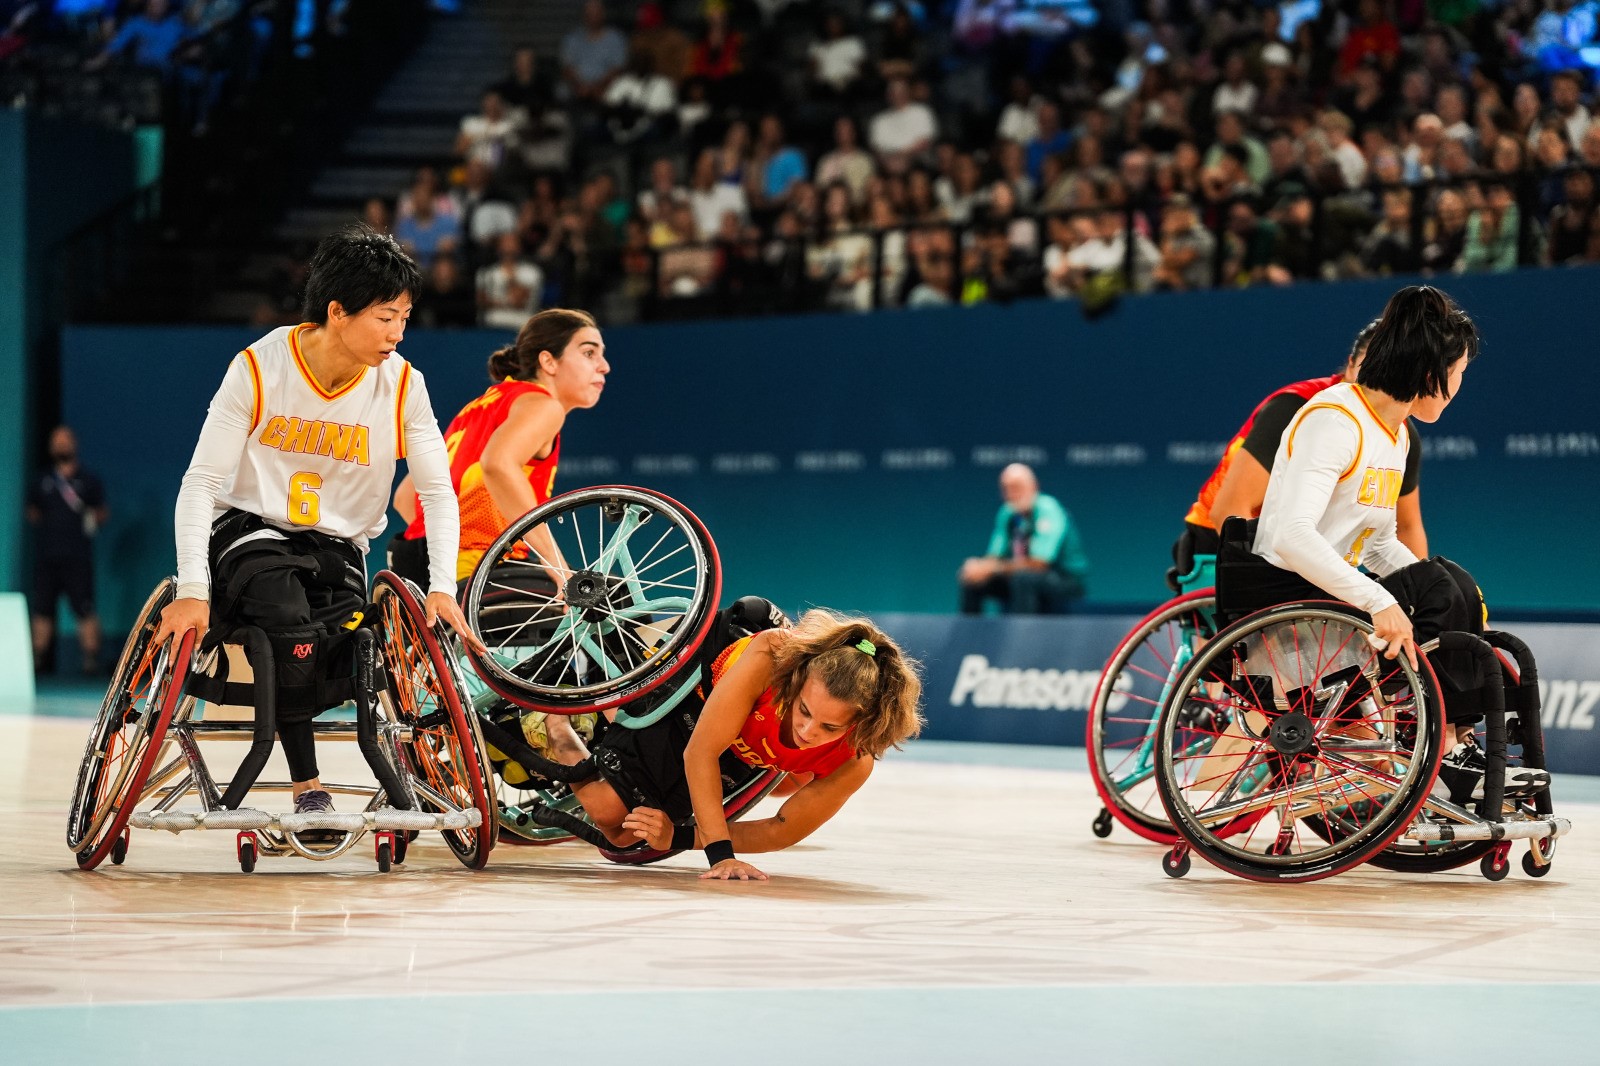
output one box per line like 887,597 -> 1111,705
4,712 -> 1599,1062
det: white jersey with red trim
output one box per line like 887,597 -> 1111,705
174,323 -> 461,599
1253,382 -> 1418,614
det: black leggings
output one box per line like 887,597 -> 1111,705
279,721 -> 320,782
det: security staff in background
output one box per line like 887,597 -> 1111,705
27,425 -> 108,675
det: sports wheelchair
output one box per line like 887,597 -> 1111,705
1145,530 -> 1567,884
67,571 -> 494,873
453,486 -> 786,862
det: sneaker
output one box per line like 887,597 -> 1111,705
1432,738 -> 1550,805
292,789 -> 340,843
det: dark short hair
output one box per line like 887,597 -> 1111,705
1357,285 -> 1479,401
1222,143 -> 1250,166
301,224 -> 423,324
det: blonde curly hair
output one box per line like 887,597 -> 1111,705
765,609 -> 924,759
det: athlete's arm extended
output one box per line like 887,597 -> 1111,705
725,756 -> 872,853
683,630 -> 778,878
156,355 -> 258,644
481,391 -> 568,586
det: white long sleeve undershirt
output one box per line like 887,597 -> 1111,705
1254,406 -> 1417,615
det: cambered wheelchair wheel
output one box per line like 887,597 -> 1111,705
68,578 -> 195,870
374,571 -> 496,869
462,486 -> 721,713
1088,590 -> 1220,844
1153,603 -> 1446,883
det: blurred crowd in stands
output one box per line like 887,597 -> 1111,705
368,0 -> 1600,325
0,1 -> 291,134
13,0 -> 1600,325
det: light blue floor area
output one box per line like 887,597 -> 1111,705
7,984 -> 1598,1065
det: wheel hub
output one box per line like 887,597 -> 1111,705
564,569 -> 609,610
1268,711 -> 1316,756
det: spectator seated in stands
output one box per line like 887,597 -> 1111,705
419,254 -> 477,328
807,9 -> 867,103
958,463 -> 1088,616
687,0 -> 744,107
395,180 -> 461,269
630,1 -> 691,85
814,115 -> 877,206
603,47 -> 676,145
1361,188 -> 1424,276
456,89 -> 525,172
748,113 -> 808,219
477,232 -> 543,330
561,0 -> 627,106
869,76 -> 936,174
1152,194 -> 1215,292
1422,187 -> 1470,274
457,159 -> 519,267
86,0 -> 184,74
491,43 -> 552,118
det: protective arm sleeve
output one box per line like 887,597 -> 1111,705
403,370 -> 461,597
1258,408 -> 1397,614
174,355 -> 256,599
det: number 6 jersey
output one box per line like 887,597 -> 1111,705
174,323 -> 460,600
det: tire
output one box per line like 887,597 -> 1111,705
375,571 -> 496,870
461,487 -> 721,713
68,579 -> 194,871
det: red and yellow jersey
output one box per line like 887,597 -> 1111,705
403,378 -> 560,580
1184,374 -> 1343,529
710,635 -> 859,779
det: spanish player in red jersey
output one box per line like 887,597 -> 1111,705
556,609 -> 925,881
388,308 -> 608,590
1172,320 -> 1427,588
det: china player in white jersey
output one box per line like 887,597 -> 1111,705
153,224 -> 484,821
1251,284 -> 1547,801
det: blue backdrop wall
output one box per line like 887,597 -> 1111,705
63,266 -> 1599,632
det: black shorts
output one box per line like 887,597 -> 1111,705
33,556 -> 95,619
591,690 -> 754,822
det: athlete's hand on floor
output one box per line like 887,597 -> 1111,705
621,807 -> 674,851
426,591 -> 488,655
701,858 -> 768,882
152,597 -> 209,651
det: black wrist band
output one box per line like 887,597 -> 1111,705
670,824 -> 695,851
704,839 -> 735,867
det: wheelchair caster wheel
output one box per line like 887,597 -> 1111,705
236,832 -> 258,874
110,831 -> 128,866
1162,847 -> 1191,879
393,831 -> 409,865
1522,850 -> 1551,878
376,837 -> 393,873
1480,849 -> 1510,882
1092,809 -> 1114,839
1266,828 -> 1295,857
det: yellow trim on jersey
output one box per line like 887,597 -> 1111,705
241,348 -> 263,433
394,361 -> 412,460
1351,385 -> 1400,445
1286,402 -> 1365,482
289,323 -> 368,401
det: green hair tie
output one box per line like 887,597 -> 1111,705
856,639 -> 877,657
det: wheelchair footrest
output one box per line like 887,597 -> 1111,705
132,809 -> 274,833
1404,816 -> 1570,843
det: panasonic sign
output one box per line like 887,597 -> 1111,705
949,654 -> 1128,713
